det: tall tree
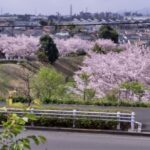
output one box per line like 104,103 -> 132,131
98,25 -> 119,43
38,35 -> 59,64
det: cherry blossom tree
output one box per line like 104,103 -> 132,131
0,34 -> 149,99
54,38 -> 125,56
74,45 -> 150,98
0,35 -> 39,59
54,38 -> 93,56
0,35 -> 123,58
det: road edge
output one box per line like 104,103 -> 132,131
26,126 -> 150,137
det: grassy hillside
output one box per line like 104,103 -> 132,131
0,56 -> 84,97
0,64 -> 25,97
53,56 -> 84,77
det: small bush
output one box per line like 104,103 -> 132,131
0,114 -> 7,124
32,116 -> 120,130
67,50 -> 86,57
12,96 -> 32,103
42,97 -> 150,108
114,47 -> 123,53
0,96 -> 5,102
0,113 -> 129,130
121,81 -> 144,94
92,43 -> 106,54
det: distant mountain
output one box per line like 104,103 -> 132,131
136,8 -> 150,15
118,8 -> 150,16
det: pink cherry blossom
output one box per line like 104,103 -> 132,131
74,45 -> 150,98
0,35 -> 39,59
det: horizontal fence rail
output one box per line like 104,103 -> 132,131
0,108 -> 142,132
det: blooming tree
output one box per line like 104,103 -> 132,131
54,38 -> 125,56
74,45 -> 150,98
54,37 -> 93,56
0,34 -> 149,99
0,35 -> 124,58
0,35 -> 39,59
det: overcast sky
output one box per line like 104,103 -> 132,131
0,0 -> 149,15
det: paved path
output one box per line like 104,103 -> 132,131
25,130 -> 150,150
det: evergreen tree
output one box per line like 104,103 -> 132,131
38,35 -> 59,64
98,25 -> 119,43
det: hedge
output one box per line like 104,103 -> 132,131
29,117 -> 129,130
0,113 -> 130,130
1,96 -> 150,108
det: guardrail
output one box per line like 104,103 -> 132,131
0,108 -> 142,132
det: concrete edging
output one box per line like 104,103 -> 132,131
26,126 -> 150,137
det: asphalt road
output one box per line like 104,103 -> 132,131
24,130 -> 150,150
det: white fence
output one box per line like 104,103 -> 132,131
0,108 -> 142,132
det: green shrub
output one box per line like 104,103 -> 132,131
92,43 -> 106,54
98,25 -> 119,43
114,47 -> 123,53
33,116 -> 119,130
36,50 -> 48,62
0,96 -> 5,102
84,89 -> 96,101
0,113 -> 130,130
12,96 -> 32,103
42,97 -> 150,108
121,81 -> 144,94
42,98 -> 59,104
0,113 -> 7,124
32,67 -> 65,99
67,50 -> 86,57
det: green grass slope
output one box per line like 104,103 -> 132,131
0,56 -> 84,97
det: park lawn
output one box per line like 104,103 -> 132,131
0,64 -> 26,97
53,55 -> 84,77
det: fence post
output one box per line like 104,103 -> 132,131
73,109 -> 76,128
131,112 -> 135,132
137,122 -> 142,133
117,112 -> 121,130
30,108 -> 34,127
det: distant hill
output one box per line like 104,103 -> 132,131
137,8 -> 150,15
118,8 -> 150,16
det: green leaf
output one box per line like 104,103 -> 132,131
1,145 -> 8,150
25,114 -> 37,121
28,135 -> 40,145
22,139 -> 31,150
38,135 -> 46,144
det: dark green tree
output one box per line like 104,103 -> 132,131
98,25 -> 119,43
38,35 -> 59,64
39,20 -> 48,26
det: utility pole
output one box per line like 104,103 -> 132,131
0,8 -> 3,15
70,4 -> 73,17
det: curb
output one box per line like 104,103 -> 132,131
26,126 -> 150,137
